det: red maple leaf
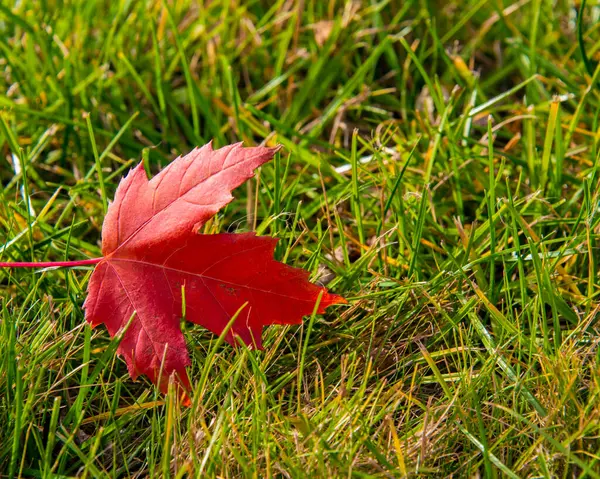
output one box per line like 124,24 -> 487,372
82,142 -> 344,404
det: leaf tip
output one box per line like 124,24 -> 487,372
320,290 -> 348,310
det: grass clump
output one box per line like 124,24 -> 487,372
1,0 -> 600,477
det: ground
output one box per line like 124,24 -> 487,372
1,1 -> 600,477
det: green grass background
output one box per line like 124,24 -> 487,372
1,0 -> 600,477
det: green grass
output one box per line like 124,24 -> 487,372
1,0 -> 600,477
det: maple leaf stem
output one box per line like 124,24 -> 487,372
0,258 -> 103,268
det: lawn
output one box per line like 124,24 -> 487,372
1,0 -> 600,477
